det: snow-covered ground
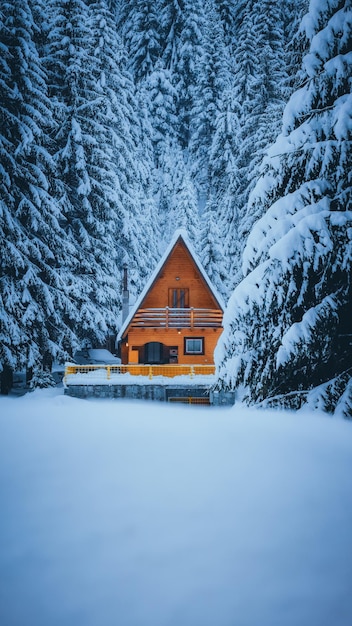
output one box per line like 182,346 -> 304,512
1,389 -> 352,626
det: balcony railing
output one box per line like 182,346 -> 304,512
131,307 -> 223,329
64,363 -> 216,385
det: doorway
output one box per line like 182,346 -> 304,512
145,342 -> 164,364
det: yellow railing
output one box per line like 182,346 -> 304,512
64,363 -> 216,383
168,396 -> 211,405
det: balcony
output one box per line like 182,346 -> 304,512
130,307 -> 223,329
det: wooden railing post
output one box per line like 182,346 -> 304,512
148,366 -> 153,380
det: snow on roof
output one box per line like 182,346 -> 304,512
117,229 -> 225,341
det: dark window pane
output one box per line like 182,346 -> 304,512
180,290 -> 185,308
173,289 -> 178,308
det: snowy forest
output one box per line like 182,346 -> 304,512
0,0 -> 351,414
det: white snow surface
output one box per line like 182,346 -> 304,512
1,389 -> 352,626
64,370 -> 216,386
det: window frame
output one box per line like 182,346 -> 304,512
184,337 -> 204,355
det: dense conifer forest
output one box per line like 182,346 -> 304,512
0,0 -> 351,413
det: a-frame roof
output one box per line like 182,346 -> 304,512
117,229 -> 224,340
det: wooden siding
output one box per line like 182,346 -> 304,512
121,327 -> 222,365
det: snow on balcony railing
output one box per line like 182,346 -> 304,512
64,363 -> 216,386
131,308 -> 223,328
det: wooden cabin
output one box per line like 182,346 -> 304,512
117,231 -> 224,366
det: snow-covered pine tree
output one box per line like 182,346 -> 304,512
116,0 -> 163,82
154,135 -> 179,246
200,197 -> 228,300
45,0 -> 158,343
119,82 -> 161,291
189,0 -> 231,202
216,0 -> 352,416
172,166 -> 201,251
0,0 -> 79,384
88,0 -> 160,297
0,0 -> 27,376
143,63 -> 178,168
156,141 -> 201,251
282,0 -> 310,100
45,0 -> 122,346
223,0 -> 288,286
213,0 -> 238,63
208,90 -> 242,292
160,0 -> 205,149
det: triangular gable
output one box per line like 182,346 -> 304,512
117,229 -> 224,341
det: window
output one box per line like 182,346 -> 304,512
184,337 -> 204,355
169,288 -> 189,308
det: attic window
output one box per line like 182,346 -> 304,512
169,288 -> 189,308
184,337 -> 204,355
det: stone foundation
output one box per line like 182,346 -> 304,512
64,384 -> 235,405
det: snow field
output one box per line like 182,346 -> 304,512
0,389 -> 352,626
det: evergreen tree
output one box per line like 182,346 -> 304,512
190,0 -> 231,198
45,0 -> 122,345
0,0 -> 79,382
208,90 -> 242,290
143,63 -> 178,167
116,0 -> 163,82
282,0 -> 310,99
45,0 -> 159,340
200,197 -> 228,300
157,141 -> 200,249
216,0 -> 352,416
224,0 -> 288,286
172,166 -> 200,250
160,0 -> 206,148
121,84 -> 161,291
213,0 -> 238,62
155,135 -> 179,244
89,0 -> 160,296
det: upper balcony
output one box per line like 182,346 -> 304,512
130,307 -> 223,329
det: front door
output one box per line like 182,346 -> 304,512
145,342 -> 163,364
